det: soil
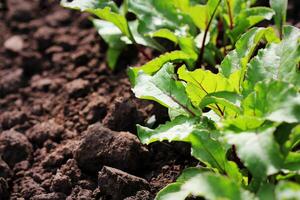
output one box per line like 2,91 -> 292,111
0,0 -> 196,199
0,0 -> 299,200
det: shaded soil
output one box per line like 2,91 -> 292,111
0,0 -> 299,200
0,0 -> 196,199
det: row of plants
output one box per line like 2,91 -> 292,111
61,0 -> 300,199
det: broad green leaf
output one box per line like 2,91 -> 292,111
222,116 -> 265,131
128,20 -> 166,52
132,63 -> 199,118
199,91 -> 242,116
178,65 -> 236,115
148,29 -> 178,44
128,0 -> 196,35
257,183 -> 276,200
187,5 -> 208,31
137,116 -> 201,144
220,27 -> 277,91
270,0 -> 288,35
61,0 -> 132,39
275,181 -> 300,200
138,116 -> 241,179
226,127 -> 284,183
190,130 -> 240,176
242,80 -> 300,123
230,7 -> 274,41
156,168 -> 255,200
246,26 -> 300,91
284,152 -> 300,171
128,51 -> 193,85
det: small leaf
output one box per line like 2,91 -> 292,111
284,152 -> 300,171
190,130 -> 233,174
132,63 -> 199,118
200,91 -> 242,116
128,51 -> 193,85
61,0 -> 132,39
222,116 -> 265,131
242,80 -> 300,123
148,29 -> 178,44
246,25 -> 300,91
178,65 -> 236,115
226,127 -> 284,184
230,7 -> 275,41
156,168 -> 255,200
137,116 -> 200,144
92,19 -> 127,69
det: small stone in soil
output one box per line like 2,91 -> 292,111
98,166 -> 150,200
4,35 -> 24,52
0,130 -> 33,167
51,172 -> 72,194
65,79 -> 89,98
74,123 -> 148,173
0,110 -> 27,130
0,69 -> 23,97
26,120 -> 64,146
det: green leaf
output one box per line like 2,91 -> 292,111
284,152 -> 300,171
220,27 -> 277,91
246,26 -> 300,91
128,0 -> 196,35
132,63 -> 199,118
270,0 -> 288,35
156,168 -> 255,200
242,80 -> 300,123
257,183 -> 276,200
137,116 -> 200,144
148,29 -> 178,44
61,0 -> 132,39
285,125 -> 300,151
275,181 -> 300,200
92,19 -> 127,69
200,91 -> 242,116
230,7 -> 275,41
190,130 -> 236,175
128,51 -> 193,85
222,116 -> 265,132
226,127 -> 284,183
178,65 -> 236,114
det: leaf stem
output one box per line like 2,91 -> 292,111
196,0 -> 222,68
226,0 -> 234,30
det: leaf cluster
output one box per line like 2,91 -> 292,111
128,1 -> 300,200
61,0 -> 274,70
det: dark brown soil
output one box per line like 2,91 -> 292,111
0,0 -> 196,199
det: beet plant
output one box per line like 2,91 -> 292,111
61,0 -> 300,199
61,0 -> 274,70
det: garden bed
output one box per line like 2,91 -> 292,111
0,0 -> 299,200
